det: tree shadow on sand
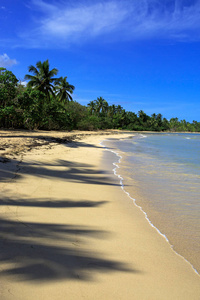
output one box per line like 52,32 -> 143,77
0,140 -> 136,282
0,197 -> 107,208
0,158 -> 123,188
0,217 -> 139,282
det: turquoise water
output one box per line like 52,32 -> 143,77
103,133 -> 200,274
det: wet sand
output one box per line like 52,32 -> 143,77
0,130 -> 200,299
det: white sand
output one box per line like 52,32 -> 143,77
0,130 -> 199,299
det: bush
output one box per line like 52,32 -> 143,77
77,115 -> 100,130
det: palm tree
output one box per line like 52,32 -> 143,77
138,110 -> 148,123
55,76 -> 75,104
108,104 -> 116,118
95,97 -> 108,115
87,100 -> 97,114
24,59 -> 58,100
116,105 -> 123,114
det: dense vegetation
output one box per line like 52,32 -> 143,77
0,60 -> 200,132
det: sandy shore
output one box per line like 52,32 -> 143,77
0,130 -> 200,300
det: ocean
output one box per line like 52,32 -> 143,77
103,133 -> 200,275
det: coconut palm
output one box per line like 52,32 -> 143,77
108,104 -> 116,118
24,59 -> 58,100
55,76 -> 75,104
87,100 -> 97,114
115,105 -> 123,114
94,97 -> 108,115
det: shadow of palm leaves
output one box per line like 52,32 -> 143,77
0,217 -> 136,282
0,197 -> 107,208
0,158 -> 121,187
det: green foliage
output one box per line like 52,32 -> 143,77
24,60 -> 59,101
21,89 -> 46,129
77,115 -> 100,130
168,118 -> 200,132
0,63 -> 199,132
85,96 -> 200,132
92,97 -> 109,116
0,105 -> 23,128
0,68 -> 18,107
65,101 -> 88,130
55,76 -> 75,104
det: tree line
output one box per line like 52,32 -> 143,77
0,59 -> 200,132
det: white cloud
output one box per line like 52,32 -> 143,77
0,54 -> 17,67
20,0 -> 200,47
126,0 -> 200,41
26,0 -> 129,45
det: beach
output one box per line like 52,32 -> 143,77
0,130 -> 200,300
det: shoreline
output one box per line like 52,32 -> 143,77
0,130 -> 200,299
101,137 -> 200,276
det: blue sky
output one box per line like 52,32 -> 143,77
1,0 -> 200,122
